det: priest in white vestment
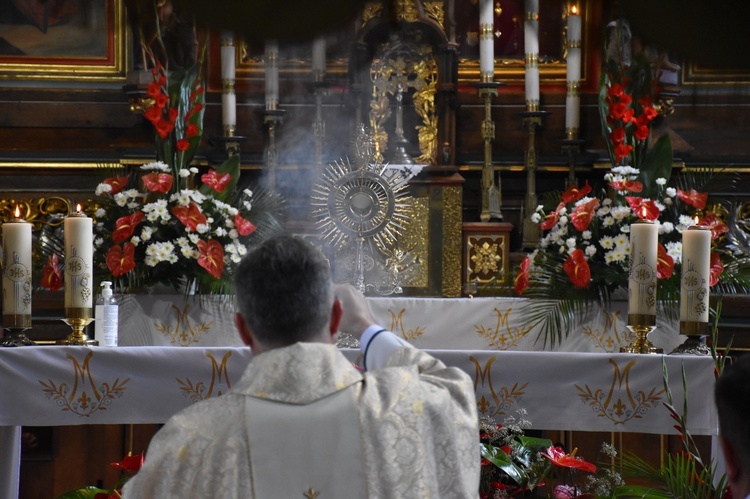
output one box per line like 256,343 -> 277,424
123,234 -> 480,498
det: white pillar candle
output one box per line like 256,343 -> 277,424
2,212 -> 32,317
565,6 -> 582,138
265,40 -> 279,111
220,31 -> 236,136
628,220 -> 658,317
680,225 -> 711,323
312,36 -> 326,82
524,0 -> 540,110
479,0 -> 494,82
64,209 -> 93,309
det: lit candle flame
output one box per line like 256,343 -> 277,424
693,215 -> 699,225
571,5 -> 578,14
76,203 -> 82,214
14,205 -> 20,219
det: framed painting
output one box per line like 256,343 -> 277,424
0,0 -> 128,81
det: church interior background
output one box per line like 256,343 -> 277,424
1,0 -> 750,496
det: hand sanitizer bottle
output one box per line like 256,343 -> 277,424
95,281 -> 119,347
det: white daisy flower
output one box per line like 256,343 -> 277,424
655,177 -> 667,186
141,161 -> 170,172
95,183 -> 112,196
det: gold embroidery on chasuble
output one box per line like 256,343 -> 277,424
474,306 -> 532,350
469,355 -> 527,418
38,351 -> 130,417
575,358 -> 665,425
177,351 -> 233,401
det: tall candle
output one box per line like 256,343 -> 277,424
220,31 -> 236,136
479,0 -> 494,83
524,0 -> 540,110
265,40 -> 279,111
565,5 -> 582,138
628,220 -> 658,318
2,209 -> 32,318
312,36 -> 326,82
64,208 -> 93,310
680,225 -> 711,323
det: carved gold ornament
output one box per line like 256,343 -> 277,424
470,241 -> 501,275
0,197 -> 71,229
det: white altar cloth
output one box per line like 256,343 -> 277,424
118,296 -> 682,353
0,346 -> 717,498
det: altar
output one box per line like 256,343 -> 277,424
0,345 -> 718,498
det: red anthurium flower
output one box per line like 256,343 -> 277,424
542,446 -> 597,473
571,198 -> 600,232
142,172 -> 173,194
677,189 -> 708,210
561,180 -> 592,204
563,249 -> 591,288
234,213 -> 256,236
197,239 -> 224,279
540,202 -> 566,231
626,196 -> 660,221
202,169 -> 233,194
514,256 -> 531,295
113,212 -> 145,243
103,176 -> 129,195
657,243 -> 674,279
40,253 -> 62,291
609,179 -> 643,193
111,452 -> 144,473
698,213 -> 729,241
710,252 -> 724,287
106,243 -> 136,278
172,203 -> 207,232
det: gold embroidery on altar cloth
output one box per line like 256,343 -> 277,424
38,351 -> 130,417
474,307 -> 532,350
581,308 -> 636,353
469,355 -> 527,418
304,489 -> 319,499
388,308 -> 425,341
176,351 -> 233,401
575,358 -> 665,425
154,303 -> 213,346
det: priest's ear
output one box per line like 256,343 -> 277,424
329,299 -> 343,341
720,435 -> 742,484
235,313 -> 255,348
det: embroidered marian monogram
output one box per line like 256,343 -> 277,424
154,303 -> 213,346
581,308 -> 636,352
388,308 -> 425,341
474,307 -> 532,350
575,358 -> 665,424
38,351 -> 129,417
303,489 -> 319,499
470,355 -> 527,418
177,351 -> 233,401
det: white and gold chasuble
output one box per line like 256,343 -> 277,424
123,341 -> 480,498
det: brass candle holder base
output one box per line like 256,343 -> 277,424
620,324 -> 663,354
1,314 -> 34,347
670,321 -> 711,355
58,308 -> 97,346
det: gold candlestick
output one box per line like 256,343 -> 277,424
620,314 -> 662,354
263,109 -> 286,194
1,314 -> 33,347
520,110 -> 549,249
59,307 -> 96,346
476,82 -> 503,222
670,321 -> 711,355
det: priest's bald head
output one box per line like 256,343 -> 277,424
233,234 -> 342,354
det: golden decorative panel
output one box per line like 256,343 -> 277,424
399,196 -> 429,288
0,197 -> 72,229
462,222 -> 513,293
442,186 -> 463,297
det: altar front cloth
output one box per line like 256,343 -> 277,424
0,346 -> 716,435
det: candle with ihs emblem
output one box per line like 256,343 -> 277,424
2,206 -> 32,318
680,225 -> 711,323
628,220 -> 658,317
64,206 -> 93,309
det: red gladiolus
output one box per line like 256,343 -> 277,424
106,243 -> 136,277
102,176 -> 129,195
146,81 -> 162,98
626,196 -> 660,221
657,243 -> 674,279
172,203 -> 207,232
609,179 -> 643,193
514,256 -> 531,295
197,239 -> 224,279
142,172 -> 173,194
641,106 -> 658,122
614,143 -> 633,163
186,123 -> 199,137
202,169 -> 233,193
561,180 -> 592,204
154,92 -> 168,109
234,213 -> 256,236
40,253 -> 62,291
143,105 -> 161,124
168,107 -> 178,123
710,252 -> 724,287
634,124 -> 650,141
154,119 -> 174,139
176,138 -> 190,152
610,102 -> 628,120
540,202 -> 565,230
111,452 -> 144,473
698,213 -> 729,241
610,127 -> 625,144
563,249 -> 591,288
542,446 -> 597,473
571,198 -> 600,232
608,83 -> 625,98
677,189 -> 708,210
113,212 -> 145,243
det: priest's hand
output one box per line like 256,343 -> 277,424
334,283 -> 375,339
